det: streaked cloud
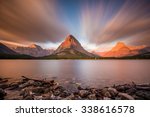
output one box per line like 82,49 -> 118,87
0,0 -> 149,49
0,0 -> 68,43
80,0 -> 150,46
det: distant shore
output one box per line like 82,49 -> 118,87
0,76 -> 150,100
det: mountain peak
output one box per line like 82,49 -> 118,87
66,34 -> 75,40
111,42 -> 129,52
52,35 -> 97,58
28,44 -> 42,50
60,34 -> 81,49
116,42 -> 126,46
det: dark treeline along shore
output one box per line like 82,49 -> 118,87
0,54 -> 150,59
0,76 -> 150,100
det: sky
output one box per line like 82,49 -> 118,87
0,0 -> 150,51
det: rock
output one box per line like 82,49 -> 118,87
21,76 -> 30,83
44,88 -> 51,94
49,80 -> 55,85
79,90 -> 89,98
89,88 -> 97,94
95,90 -> 103,98
63,94 -> 75,100
116,84 -> 132,92
136,86 -> 150,91
19,80 -> 35,89
77,86 -> 83,90
53,90 -> 61,96
101,88 -> 108,95
59,91 -> 70,98
104,91 -> 111,98
20,89 -> 30,98
118,93 -> 134,100
103,97 -> 111,100
42,93 -> 52,100
135,91 -> 150,100
88,94 -> 97,100
32,87 -> 45,94
126,88 -> 136,95
108,88 -> 118,97
101,88 -> 111,98
50,94 -> 62,100
10,96 -> 23,100
0,84 -> 9,89
0,88 -> 6,99
0,79 -> 8,84
8,83 -> 19,90
24,95 -> 34,100
136,84 -> 150,87
32,81 -> 43,87
34,96 -> 43,100
19,82 -> 30,89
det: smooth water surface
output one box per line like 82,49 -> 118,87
0,60 -> 150,89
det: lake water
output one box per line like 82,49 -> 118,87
0,60 -> 150,90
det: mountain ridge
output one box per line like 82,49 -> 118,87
45,35 -> 99,59
94,42 -> 150,58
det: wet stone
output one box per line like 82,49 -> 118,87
135,91 -> 150,100
126,88 -> 137,95
0,88 -> 7,99
79,90 -> 89,98
108,87 -> 118,97
88,94 -> 97,100
8,83 -> 19,90
0,84 -> 9,89
24,95 -> 34,100
32,87 -> 45,94
118,93 -> 134,100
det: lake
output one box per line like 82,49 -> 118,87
0,60 -> 150,90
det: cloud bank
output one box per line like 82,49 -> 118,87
0,0 -> 68,44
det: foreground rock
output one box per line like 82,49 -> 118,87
0,76 -> 150,100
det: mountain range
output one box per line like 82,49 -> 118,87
12,44 -> 53,57
0,42 -> 32,59
0,35 -> 150,59
94,42 -> 150,58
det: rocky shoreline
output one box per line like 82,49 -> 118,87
0,76 -> 150,100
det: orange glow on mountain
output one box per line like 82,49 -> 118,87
60,35 -> 80,48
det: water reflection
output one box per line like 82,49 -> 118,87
0,60 -> 150,88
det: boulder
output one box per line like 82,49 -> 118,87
59,91 -> 70,98
135,91 -> 150,100
116,84 -> 132,92
118,93 -> 134,100
32,87 -> 45,94
79,90 -> 89,98
88,94 -> 97,100
63,94 -> 75,100
8,83 -> 19,90
101,88 -> 111,98
0,88 -> 6,99
126,88 -> 136,95
0,84 -> 9,89
136,86 -> 150,91
108,88 -> 118,97
24,95 -> 34,100
0,79 -> 8,84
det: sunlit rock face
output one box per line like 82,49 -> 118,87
13,44 -> 53,57
94,42 -> 150,57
